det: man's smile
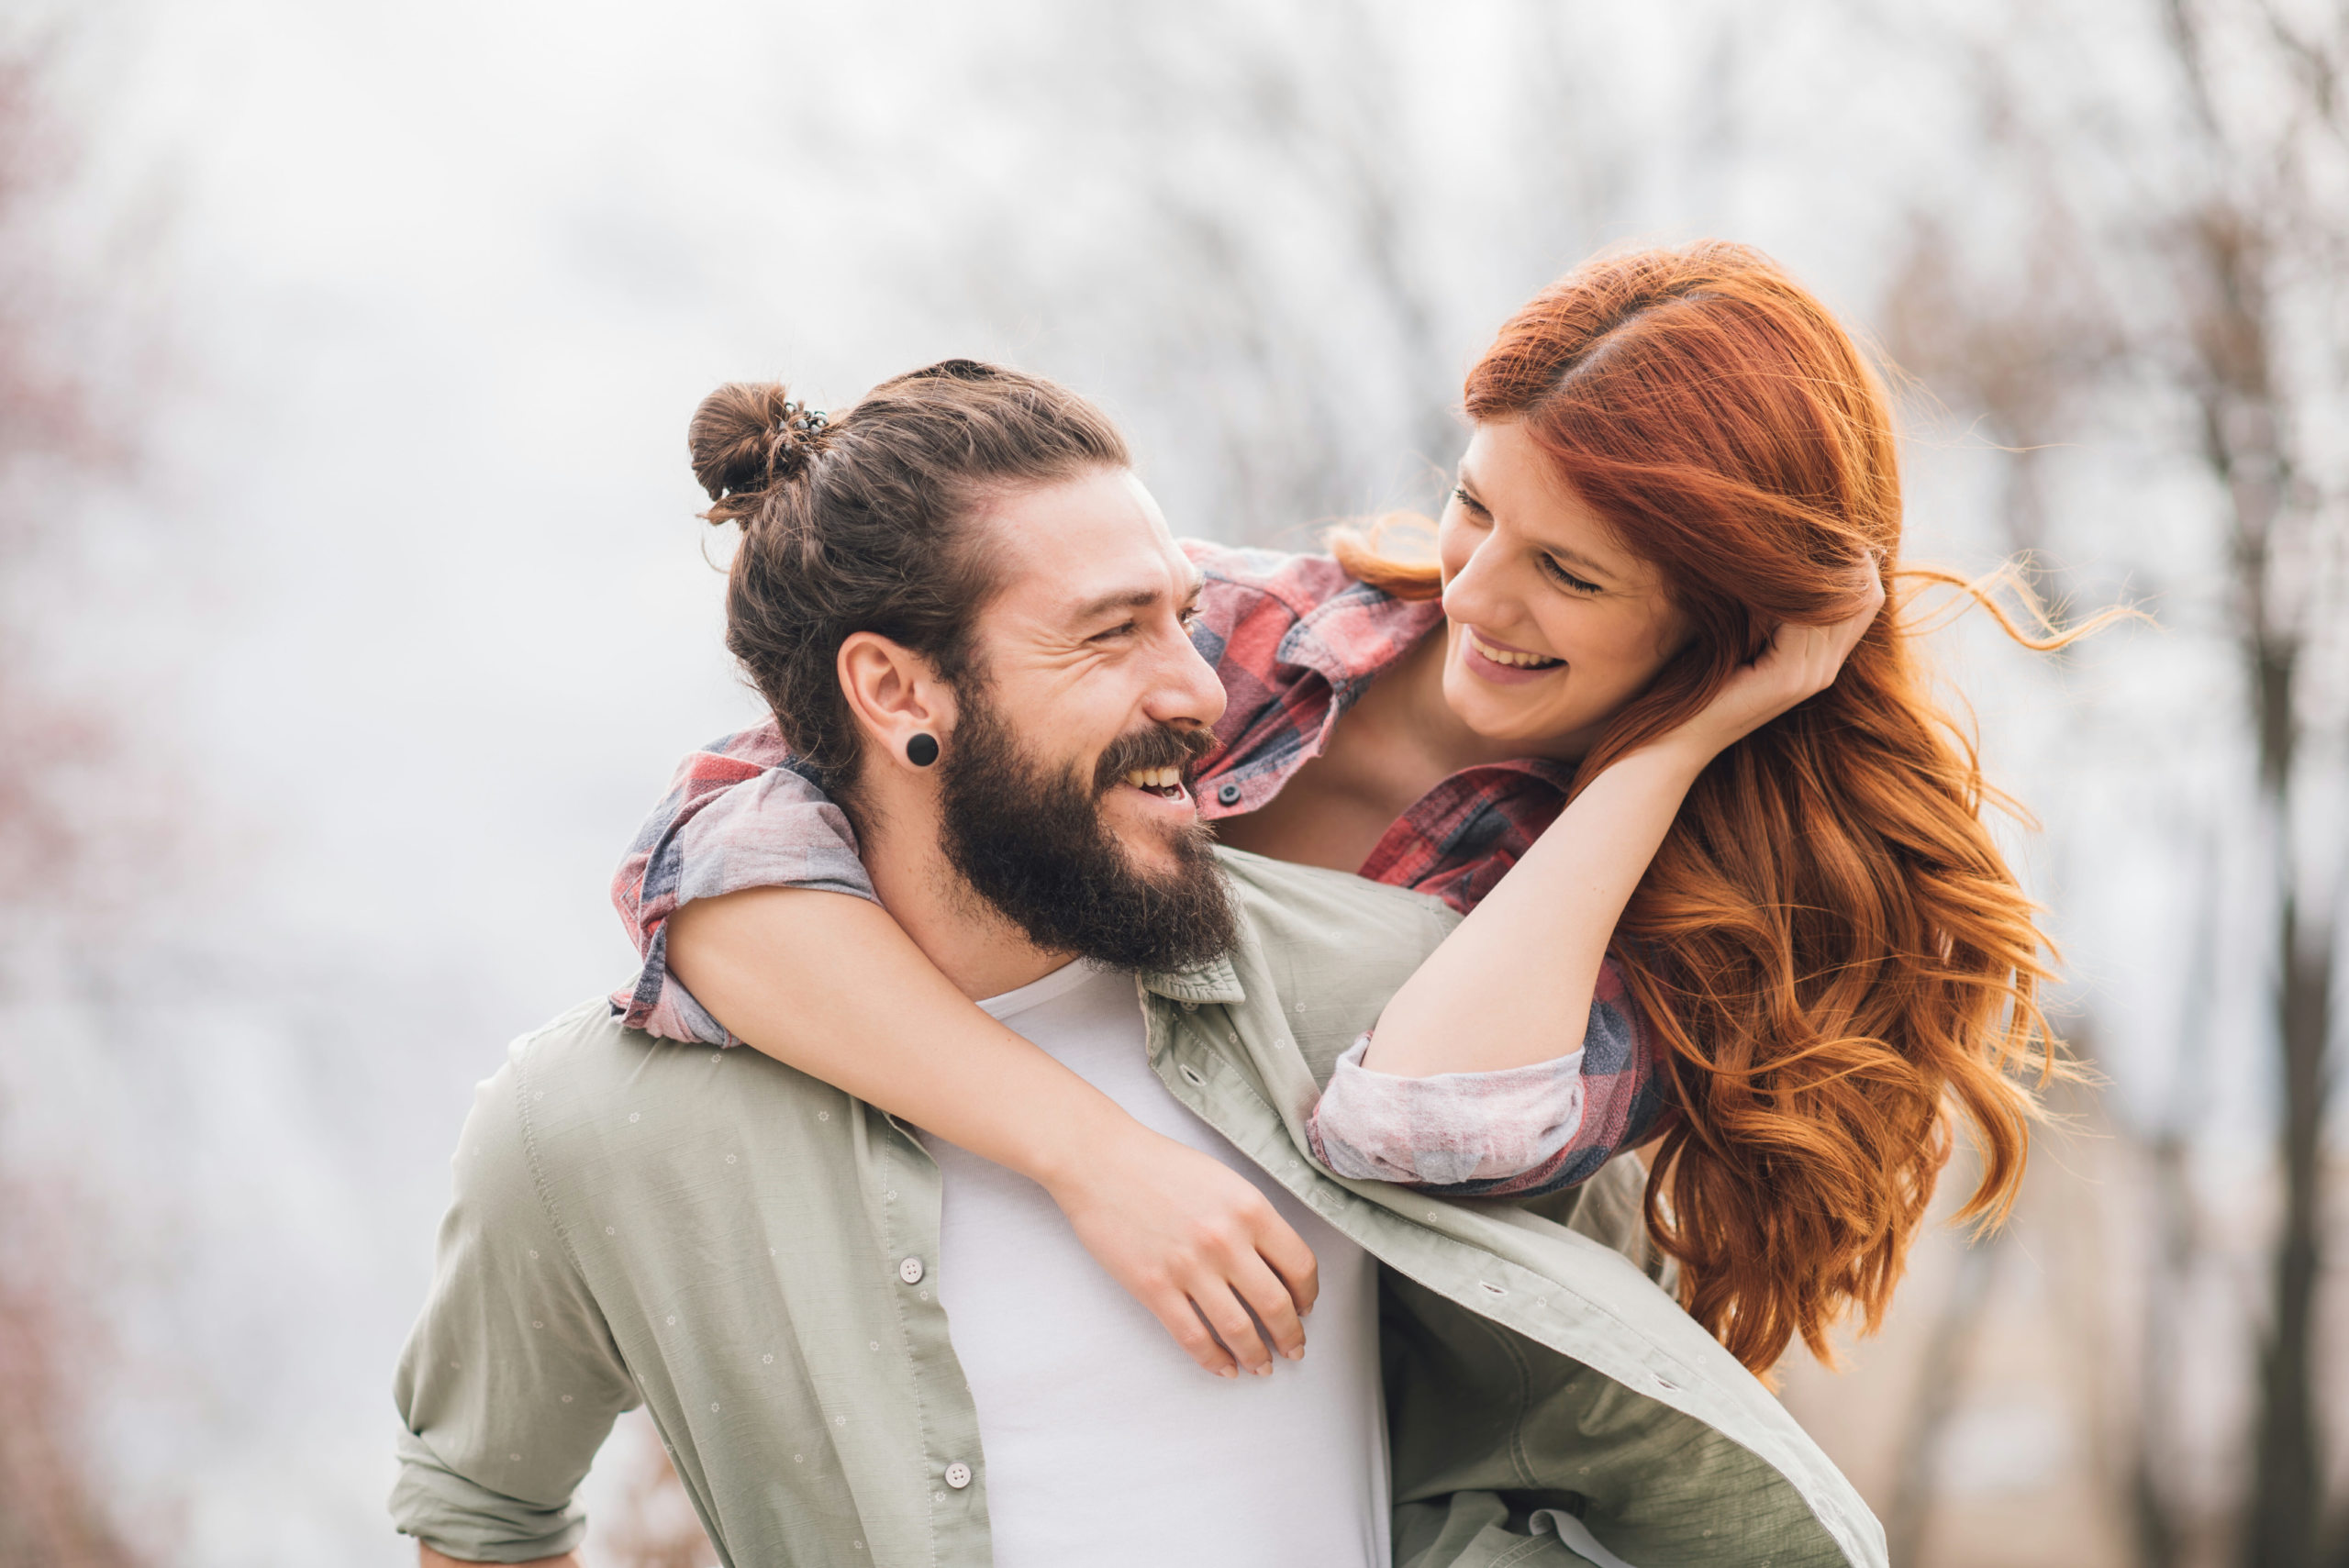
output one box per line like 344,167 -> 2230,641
1120,765 -> 1189,801
1111,768 -> 1197,827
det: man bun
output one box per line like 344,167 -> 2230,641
687,381 -> 829,528
688,359 -> 1128,801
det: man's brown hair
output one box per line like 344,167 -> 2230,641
688,360 -> 1130,798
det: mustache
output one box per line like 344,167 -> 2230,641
1094,722 -> 1216,792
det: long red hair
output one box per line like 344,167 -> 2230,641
1338,242 -> 2086,1373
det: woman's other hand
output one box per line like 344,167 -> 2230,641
1674,556 -> 1887,758
1041,1125 -> 1319,1379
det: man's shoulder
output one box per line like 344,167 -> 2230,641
504,996 -> 667,1101
497,998 -> 838,1180
1214,845 -> 1458,944
1212,849 -> 1456,1063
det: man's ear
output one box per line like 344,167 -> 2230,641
838,631 -> 959,774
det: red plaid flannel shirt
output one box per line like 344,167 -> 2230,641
610,541 -> 1663,1196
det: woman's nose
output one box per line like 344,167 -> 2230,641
1442,532 -> 1502,626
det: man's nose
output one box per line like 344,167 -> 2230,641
1150,627 -> 1228,731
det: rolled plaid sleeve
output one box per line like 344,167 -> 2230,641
608,721 -> 876,1045
1306,958 -> 1667,1196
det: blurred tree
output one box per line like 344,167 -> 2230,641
1877,139 -> 2137,1568
979,2 -> 1480,539
842,0 -> 1625,545
2153,6 -> 2346,1563
1880,1 -> 2349,1562
0,33 -> 142,1568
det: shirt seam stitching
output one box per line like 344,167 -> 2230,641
881,1129 -> 945,1568
507,1031 -> 606,1311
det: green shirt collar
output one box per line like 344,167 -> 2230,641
1138,951 -> 1246,1006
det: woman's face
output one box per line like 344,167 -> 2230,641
1437,420 -> 1694,759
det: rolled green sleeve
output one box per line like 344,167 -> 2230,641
391,1045 -> 640,1562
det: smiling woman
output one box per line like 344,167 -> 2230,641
1327,242 -> 2094,1370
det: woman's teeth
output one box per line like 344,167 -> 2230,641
1123,765 -> 1185,793
1468,631 -> 1563,670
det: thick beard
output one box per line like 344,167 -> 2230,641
936,687 -> 1235,974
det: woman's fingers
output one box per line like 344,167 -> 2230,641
1674,558 -> 1885,755
1141,1280 -> 1241,1377
1209,1188 -> 1319,1359
1763,557 -> 1887,694
1226,1248 -> 1309,1362
1831,555 -> 1887,657
1792,563 -> 1885,692
1252,1204 -> 1320,1321
1148,1232 -> 1317,1378
1191,1279 -> 1279,1376
1170,1208 -> 1292,1373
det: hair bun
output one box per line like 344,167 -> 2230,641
687,381 -> 827,526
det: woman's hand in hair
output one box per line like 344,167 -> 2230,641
1673,557 -> 1886,761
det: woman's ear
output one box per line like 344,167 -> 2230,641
838,631 -> 958,774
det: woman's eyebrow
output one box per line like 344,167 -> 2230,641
1542,540 -> 1619,581
1460,465 -> 1620,584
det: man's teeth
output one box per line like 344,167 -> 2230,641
1470,632 -> 1562,669
1123,766 -> 1185,790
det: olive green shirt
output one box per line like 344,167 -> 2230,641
392,850 -> 1884,1567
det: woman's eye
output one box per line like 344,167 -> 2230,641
1451,484 -> 1487,517
1540,555 -> 1602,595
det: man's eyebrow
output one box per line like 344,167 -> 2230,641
1070,577 -> 1196,624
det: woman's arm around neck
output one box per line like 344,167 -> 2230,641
666,888 -> 1319,1378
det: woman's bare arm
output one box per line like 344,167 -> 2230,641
1363,743 -> 1707,1076
1368,573 -> 1885,1077
666,890 -> 1318,1377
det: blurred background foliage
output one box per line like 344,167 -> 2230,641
0,1 -> 2342,1564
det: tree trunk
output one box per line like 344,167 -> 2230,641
2249,895 -> 2335,1566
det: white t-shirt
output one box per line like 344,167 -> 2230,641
917,960 -> 1390,1568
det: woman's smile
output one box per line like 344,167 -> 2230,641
1458,624 -> 1565,685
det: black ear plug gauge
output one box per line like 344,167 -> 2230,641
907,732 -> 941,767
